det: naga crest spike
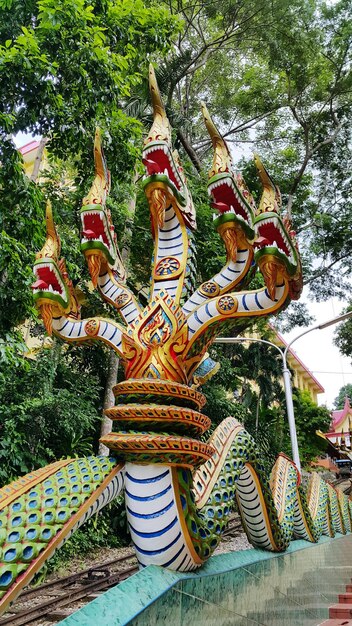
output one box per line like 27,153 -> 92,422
201,102 -> 232,178
36,200 -> 61,261
254,154 -> 282,215
146,64 -> 171,144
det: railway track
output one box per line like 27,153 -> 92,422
2,479 -> 351,625
0,552 -> 138,626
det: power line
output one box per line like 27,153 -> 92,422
311,371 -> 352,375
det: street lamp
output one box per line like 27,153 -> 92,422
215,310 -> 352,474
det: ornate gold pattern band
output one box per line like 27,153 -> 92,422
112,379 -> 206,410
100,432 -> 215,469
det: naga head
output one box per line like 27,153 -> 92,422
253,156 -> 302,300
142,65 -> 195,229
80,128 -> 125,287
202,103 -> 256,260
32,202 -> 80,334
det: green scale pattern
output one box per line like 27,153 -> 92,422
328,484 -> 344,533
0,456 -> 116,598
177,428 -> 299,561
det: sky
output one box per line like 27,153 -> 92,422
280,293 -> 352,409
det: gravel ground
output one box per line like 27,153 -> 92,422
215,532 -> 252,554
40,531 -> 251,584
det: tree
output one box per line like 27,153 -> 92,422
292,389 -> 331,466
0,0 -> 179,351
141,0 -> 352,311
334,305 -> 352,362
333,384 -> 352,409
0,0 -> 179,478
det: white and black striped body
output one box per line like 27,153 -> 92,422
151,205 -> 189,303
124,463 -> 200,571
97,270 -> 141,325
182,248 -> 251,315
52,315 -> 124,354
236,464 -> 278,550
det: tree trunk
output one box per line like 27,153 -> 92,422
98,168 -> 138,454
98,349 -> 119,456
177,129 -> 202,173
255,394 -> 261,434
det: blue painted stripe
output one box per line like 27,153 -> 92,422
134,531 -> 181,556
125,484 -> 172,502
78,321 -> 83,336
159,233 -> 182,242
159,242 -> 183,251
237,259 -> 246,264
57,320 -> 69,332
194,310 -> 203,325
238,249 -> 247,253
126,469 -> 170,484
101,322 -> 109,337
205,303 -> 212,318
227,265 -> 240,275
129,516 -> 178,538
220,272 -> 230,281
188,327 -> 196,334
109,326 -> 118,341
126,500 -> 174,520
163,544 -> 187,568
255,293 -> 264,309
160,225 -> 179,234
242,294 -> 249,311
164,213 -> 175,223
68,323 -> 75,337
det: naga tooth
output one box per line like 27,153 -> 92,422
164,168 -> 168,176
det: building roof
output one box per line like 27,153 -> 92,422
19,140 -> 40,156
331,396 -> 352,430
271,326 -> 325,394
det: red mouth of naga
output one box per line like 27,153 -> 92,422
82,213 -> 110,247
32,266 -> 63,294
257,223 -> 290,255
143,149 -> 181,191
211,183 -> 250,225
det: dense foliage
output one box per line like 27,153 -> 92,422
0,0 -> 345,562
333,384 -> 352,409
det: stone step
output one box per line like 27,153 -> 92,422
339,594 -> 352,604
330,604 -> 352,619
319,620 -> 352,626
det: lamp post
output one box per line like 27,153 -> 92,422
215,310 -> 352,474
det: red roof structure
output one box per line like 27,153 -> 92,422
331,396 -> 352,432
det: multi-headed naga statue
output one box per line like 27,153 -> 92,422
0,67 -> 351,615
